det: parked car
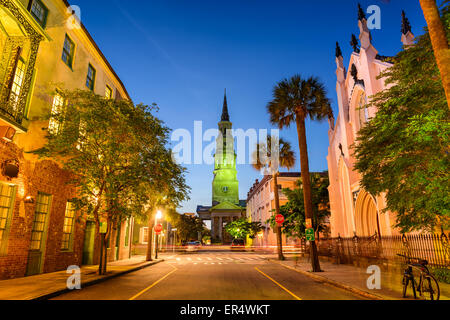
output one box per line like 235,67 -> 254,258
231,238 -> 245,251
186,241 -> 201,252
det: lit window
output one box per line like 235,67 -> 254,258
86,64 -> 96,91
76,120 -> 87,150
29,0 -> 48,28
105,85 -> 113,99
61,202 -> 76,251
48,93 -> 64,134
0,183 -> 15,255
9,59 -> 26,111
140,227 -> 149,244
62,35 -> 75,68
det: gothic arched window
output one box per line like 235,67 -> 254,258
357,92 -> 369,128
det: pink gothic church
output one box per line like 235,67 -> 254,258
327,8 -> 415,238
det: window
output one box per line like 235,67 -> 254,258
61,202 -> 76,251
48,92 -> 64,134
9,59 -> 26,111
76,120 -> 87,150
30,193 -> 51,251
105,85 -> 113,99
140,227 -> 149,244
358,93 -> 369,128
62,35 -> 75,68
124,218 -> 130,247
29,0 -> 48,28
0,184 -> 15,255
86,64 -> 96,91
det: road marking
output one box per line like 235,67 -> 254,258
207,257 -> 213,261
254,267 -> 302,301
176,258 -> 181,261
217,258 -> 223,261
129,265 -> 178,300
197,258 -> 202,261
187,258 -> 192,261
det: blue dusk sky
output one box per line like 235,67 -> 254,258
72,0 -> 429,213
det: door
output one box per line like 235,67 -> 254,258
26,193 -> 52,276
115,223 -> 121,260
82,221 -> 95,265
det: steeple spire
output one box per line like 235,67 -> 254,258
401,10 -> 412,35
221,89 -> 230,122
335,41 -> 343,58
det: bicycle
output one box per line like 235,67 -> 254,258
397,254 -> 440,300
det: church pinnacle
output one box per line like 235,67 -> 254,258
221,89 -> 230,122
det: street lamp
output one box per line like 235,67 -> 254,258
155,210 -> 163,259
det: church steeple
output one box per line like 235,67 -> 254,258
221,89 -> 230,122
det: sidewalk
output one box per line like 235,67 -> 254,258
0,255 -> 171,300
272,255 -> 450,300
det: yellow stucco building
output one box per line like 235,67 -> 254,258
0,0 -> 132,279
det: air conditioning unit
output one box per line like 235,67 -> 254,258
0,126 -> 16,141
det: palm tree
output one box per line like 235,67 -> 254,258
419,0 -> 450,110
267,75 -> 333,272
252,136 -> 295,260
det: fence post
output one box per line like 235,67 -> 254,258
441,232 -> 449,266
352,233 -> 360,257
336,234 -> 342,265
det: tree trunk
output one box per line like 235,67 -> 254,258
146,215 -> 154,261
419,0 -> 450,110
273,172 -> 285,260
101,235 -> 108,275
296,116 -> 322,272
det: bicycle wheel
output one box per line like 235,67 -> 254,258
422,275 -> 440,300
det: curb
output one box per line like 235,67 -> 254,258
32,259 -> 165,301
269,259 -> 384,301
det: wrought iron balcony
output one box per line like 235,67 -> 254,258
0,92 -> 25,125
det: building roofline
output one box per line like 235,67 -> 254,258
62,0 -> 131,100
247,171 -> 328,200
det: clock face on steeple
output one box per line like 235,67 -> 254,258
222,186 -> 229,193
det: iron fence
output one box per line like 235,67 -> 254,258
310,233 -> 450,269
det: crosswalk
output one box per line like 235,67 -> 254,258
166,254 -> 270,266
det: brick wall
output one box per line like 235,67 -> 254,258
0,140 -> 85,279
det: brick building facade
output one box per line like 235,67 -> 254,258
0,0 -> 131,279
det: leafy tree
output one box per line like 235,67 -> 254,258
225,218 -> 263,240
252,135 -> 295,260
173,214 -> 206,242
353,10 -> 450,233
34,89 -> 189,274
267,75 -> 332,272
267,173 -> 331,240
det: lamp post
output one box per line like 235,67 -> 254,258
155,210 -> 163,259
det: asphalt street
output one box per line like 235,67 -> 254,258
53,251 -> 366,300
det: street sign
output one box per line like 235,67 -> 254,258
306,218 -> 312,229
154,224 -> 163,234
306,228 -> 315,242
275,214 -> 285,225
